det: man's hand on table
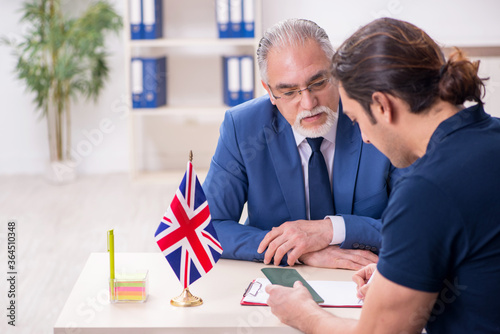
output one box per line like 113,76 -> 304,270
299,245 -> 378,271
257,219 -> 333,266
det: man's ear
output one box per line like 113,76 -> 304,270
262,80 -> 276,105
371,92 -> 394,123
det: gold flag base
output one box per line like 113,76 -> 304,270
170,287 -> 203,307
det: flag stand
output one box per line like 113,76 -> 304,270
157,150 -> 219,308
170,287 -> 203,307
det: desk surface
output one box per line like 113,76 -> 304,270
54,253 -> 361,333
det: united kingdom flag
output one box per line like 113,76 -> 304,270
155,161 -> 223,288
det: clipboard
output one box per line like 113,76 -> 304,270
241,279 -> 267,306
241,278 -> 363,308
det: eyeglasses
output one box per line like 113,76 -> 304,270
268,77 -> 331,102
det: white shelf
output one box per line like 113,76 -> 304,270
130,105 -> 228,115
130,38 -> 259,48
124,0 -> 263,178
130,105 -> 227,123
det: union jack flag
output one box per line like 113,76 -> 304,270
155,161 -> 223,288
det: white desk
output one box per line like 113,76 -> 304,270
54,253 -> 361,333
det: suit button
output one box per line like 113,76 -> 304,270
364,244 -> 372,250
371,246 -> 378,252
359,244 -> 365,249
352,243 -> 359,249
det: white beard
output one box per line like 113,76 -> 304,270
293,106 -> 338,138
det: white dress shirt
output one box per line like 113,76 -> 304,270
292,112 -> 346,245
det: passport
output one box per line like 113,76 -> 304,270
261,267 -> 324,303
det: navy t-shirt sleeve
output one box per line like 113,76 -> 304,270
377,176 -> 466,293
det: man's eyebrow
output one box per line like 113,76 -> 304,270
308,71 -> 328,83
274,70 -> 329,90
274,82 -> 297,90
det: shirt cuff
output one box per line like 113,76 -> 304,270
327,215 -> 346,245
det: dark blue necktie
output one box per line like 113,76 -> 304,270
307,137 -> 334,220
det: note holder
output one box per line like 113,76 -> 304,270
109,270 -> 149,303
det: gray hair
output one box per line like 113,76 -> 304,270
257,18 -> 334,83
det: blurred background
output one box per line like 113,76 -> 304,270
1,0 -> 499,176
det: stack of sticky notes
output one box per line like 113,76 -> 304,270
110,271 -> 148,303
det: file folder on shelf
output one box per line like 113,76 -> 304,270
131,58 -> 144,108
143,56 -> 167,108
242,0 -> 255,38
223,56 -> 241,107
216,0 -> 230,38
239,55 -> 254,103
229,0 -> 243,37
131,56 -> 167,108
142,0 -> 163,39
216,0 -> 254,38
129,0 -> 143,40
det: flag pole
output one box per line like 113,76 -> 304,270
170,150 -> 203,307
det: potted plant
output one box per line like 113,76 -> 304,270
2,0 -> 122,183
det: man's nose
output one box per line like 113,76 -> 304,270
299,89 -> 317,110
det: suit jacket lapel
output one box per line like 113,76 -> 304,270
333,102 -> 362,214
265,110 -> 307,220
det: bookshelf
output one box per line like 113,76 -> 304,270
123,0 -> 263,181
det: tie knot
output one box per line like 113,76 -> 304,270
307,137 -> 324,152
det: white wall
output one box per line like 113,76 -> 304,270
261,0 -> 500,47
0,2 -> 49,174
1,0 -> 499,175
0,0 -> 128,175
261,0 -> 500,116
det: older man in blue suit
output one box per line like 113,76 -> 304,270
203,19 -> 397,268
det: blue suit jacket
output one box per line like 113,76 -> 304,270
203,95 -> 396,264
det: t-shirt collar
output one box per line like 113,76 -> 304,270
427,103 -> 488,152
